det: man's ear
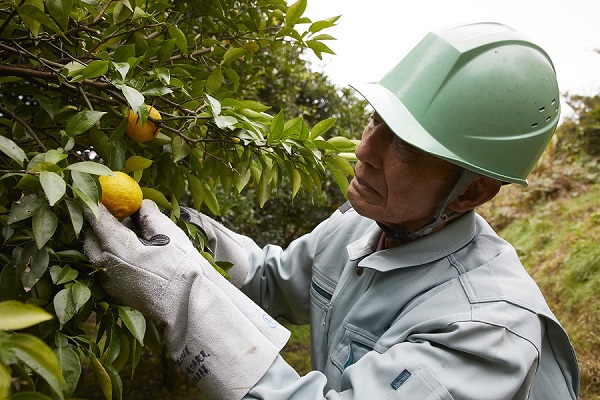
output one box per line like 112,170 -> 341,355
448,175 -> 502,213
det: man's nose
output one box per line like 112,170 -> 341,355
355,125 -> 386,168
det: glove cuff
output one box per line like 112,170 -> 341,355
162,254 -> 290,400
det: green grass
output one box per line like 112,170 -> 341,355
280,322 -> 312,375
480,182 -> 600,399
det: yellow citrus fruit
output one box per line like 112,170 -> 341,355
98,171 -> 143,219
125,105 -> 161,142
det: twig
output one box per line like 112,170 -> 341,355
0,104 -> 47,152
78,84 -> 94,110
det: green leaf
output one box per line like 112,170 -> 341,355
206,94 -> 221,116
71,185 -> 99,219
112,61 -> 130,80
169,26 -> 188,55
306,40 -> 335,59
0,363 -> 9,400
18,1 -> 44,37
54,346 -> 81,398
46,0 -> 71,29
90,357 -> 112,400
309,19 -> 337,33
45,149 -> 67,164
214,115 -> 237,130
310,118 -> 337,139
19,244 -> 49,292
202,181 -> 220,216
65,199 -> 84,238
331,168 -> 350,198
39,171 -> 66,206
285,0 -> 307,25
111,329 -> 130,372
269,110 -> 285,141
118,307 -> 145,345
71,282 -> 91,313
67,161 -> 113,175
311,33 -> 336,41
71,171 -> 99,202
8,193 -> 45,224
327,154 -> 355,175
171,136 -> 192,162
53,289 -> 74,327
49,265 -> 78,285
65,110 -> 106,137
0,135 -> 28,166
62,60 -> 86,77
327,136 -> 358,152
157,38 -> 175,64
53,283 -> 90,328
140,187 -> 170,209
113,1 -> 132,24
283,117 -> 303,138
206,66 -> 223,95
101,324 -> 121,365
233,166 -> 251,193
20,3 -> 64,36
32,207 -> 58,249
7,333 -> 64,399
124,156 -> 153,172
222,47 -> 247,65
82,60 -> 109,79
291,168 -> 302,200
188,174 -> 204,210
116,84 -> 145,113
0,301 -> 53,330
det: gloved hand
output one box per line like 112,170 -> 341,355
180,207 -> 249,288
84,200 -> 290,400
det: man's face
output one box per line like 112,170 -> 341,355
347,113 -> 459,233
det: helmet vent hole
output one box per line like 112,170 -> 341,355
545,116 -> 551,122
551,99 -> 556,105
539,107 -> 546,112
532,123 -> 538,128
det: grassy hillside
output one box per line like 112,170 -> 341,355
479,170 -> 599,399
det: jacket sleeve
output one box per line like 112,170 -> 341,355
237,216 -> 331,324
245,319 -> 543,400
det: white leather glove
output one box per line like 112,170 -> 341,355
84,200 -> 290,400
180,207 -> 249,288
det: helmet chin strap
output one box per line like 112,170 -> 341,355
377,169 -> 479,241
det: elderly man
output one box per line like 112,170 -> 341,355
85,22 -> 579,400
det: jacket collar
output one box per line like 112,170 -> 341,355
347,210 -> 477,272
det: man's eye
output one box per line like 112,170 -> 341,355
370,113 -> 383,126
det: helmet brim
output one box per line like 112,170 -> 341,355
350,81 -> 529,186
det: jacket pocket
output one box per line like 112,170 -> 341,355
331,325 -> 377,372
388,365 -> 454,400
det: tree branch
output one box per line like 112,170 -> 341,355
0,104 -> 47,152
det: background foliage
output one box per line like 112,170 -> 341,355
0,0 -> 364,398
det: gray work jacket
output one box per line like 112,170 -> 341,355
238,206 -> 579,399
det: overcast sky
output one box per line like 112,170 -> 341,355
302,0 -> 600,116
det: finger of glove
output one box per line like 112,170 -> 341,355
83,230 -> 109,266
84,203 -> 144,254
137,199 -> 191,244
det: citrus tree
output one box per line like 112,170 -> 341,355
0,0 -> 357,398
